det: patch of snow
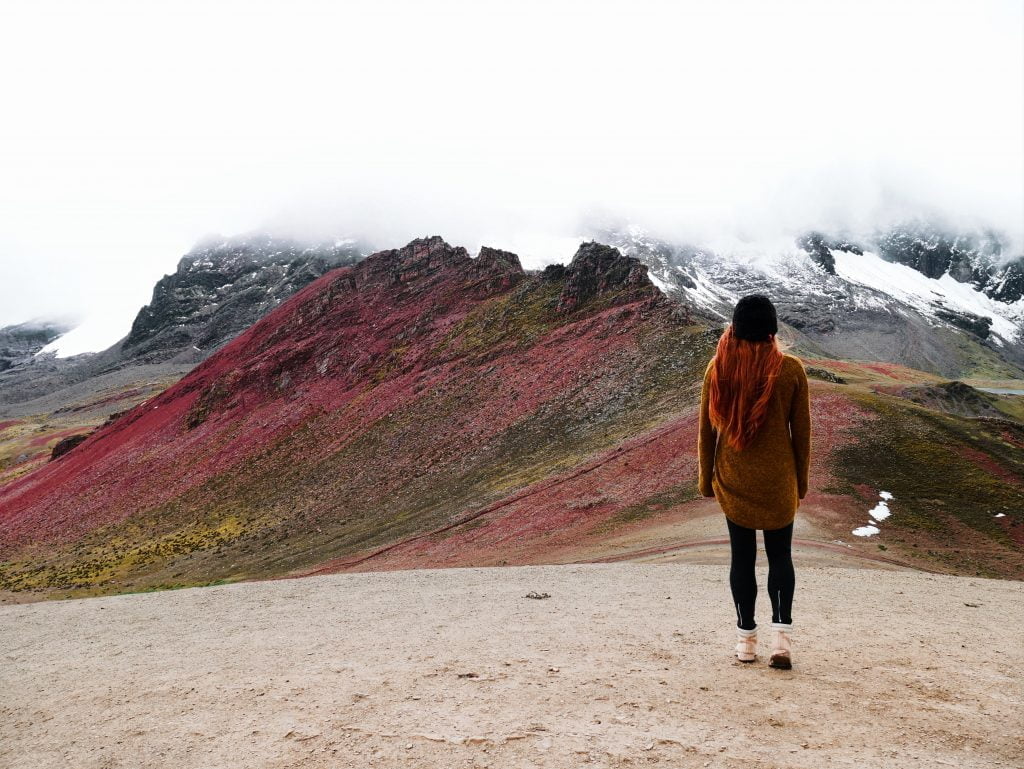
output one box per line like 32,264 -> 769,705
853,491 -> 895,537
869,500 -> 891,521
647,271 -> 673,294
852,524 -> 880,537
37,314 -> 131,358
832,249 -> 1023,343
680,264 -> 737,314
994,512 -> 1006,518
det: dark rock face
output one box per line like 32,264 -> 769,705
0,235 -> 369,408
0,321 -> 72,371
876,224 -> 1023,302
123,234 -> 366,364
796,232 -> 865,275
933,308 -> 992,339
474,247 -> 525,295
797,233 -> 866,275
778,303 -> 836,333
988,260 -> 1024,303
556,242 -> 657,313
797,232 -> 837,274
541,263 -> 566,282
877,227 -> 962,279
50,433 -> 89,461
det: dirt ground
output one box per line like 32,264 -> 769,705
2,562 -> 1021,769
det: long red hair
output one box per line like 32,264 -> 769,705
708,324 -> 786,450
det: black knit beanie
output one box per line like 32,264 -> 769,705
731,294 -> 778,341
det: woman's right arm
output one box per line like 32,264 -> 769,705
789,361 -> 811,500
698,359 -> 717,497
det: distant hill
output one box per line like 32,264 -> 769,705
0,234 -> 366,408
601,222 -> 1024,379
0,320 -> 73,372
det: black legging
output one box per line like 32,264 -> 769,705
726,517 -> 795,630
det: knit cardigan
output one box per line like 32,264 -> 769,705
698,353 -> 811,530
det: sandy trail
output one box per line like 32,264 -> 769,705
564,507 -> 924,571
2,563 -> 1021,769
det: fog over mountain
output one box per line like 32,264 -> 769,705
1,0 -> 1021,355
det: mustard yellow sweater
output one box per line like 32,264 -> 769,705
698,353 -> 811,530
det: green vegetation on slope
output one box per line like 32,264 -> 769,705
828,388 -> 1024,577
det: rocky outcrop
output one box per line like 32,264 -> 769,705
474,246 -> 525,295
805,366 -> 847,384
555,242 -> 657,313
50,433 -> 89,461
886,380 -> 1008,420
877,226 -> 965,280
987,260 -> 1024,303
933,308 -> 992,339
797,232 -> 864,275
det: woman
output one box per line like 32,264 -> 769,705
698,294 -> 811,669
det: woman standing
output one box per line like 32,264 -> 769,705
698,294 -> 811,669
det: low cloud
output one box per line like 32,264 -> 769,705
1,0 -> 1021,343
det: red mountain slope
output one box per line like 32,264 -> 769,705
0,238 -> 711,594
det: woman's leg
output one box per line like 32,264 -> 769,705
763,522 -> 795,625
725,517 -> 758,630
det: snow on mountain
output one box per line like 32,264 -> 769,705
599,223 -> 1024,376
0,320 -> 74,369
831,249 -> 1024,346
38,313 -> 137,359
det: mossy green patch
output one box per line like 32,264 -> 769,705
433,280 -> 563,361
833,390 -> 1024,545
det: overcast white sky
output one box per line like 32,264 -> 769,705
1,0 -> 1022,353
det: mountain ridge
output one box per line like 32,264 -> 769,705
602,223 -> 1024,379
0,236 -> 710,595
2,234 -> 1022,599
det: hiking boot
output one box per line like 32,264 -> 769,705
735,626 -> 757,662
769,623 -> 792,669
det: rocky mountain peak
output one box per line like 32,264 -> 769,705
556,242 -> 657,312
476,246 -> 523,274
123,234 -> 366,363
353,236 -> 470,287
331,237 -> 527,300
